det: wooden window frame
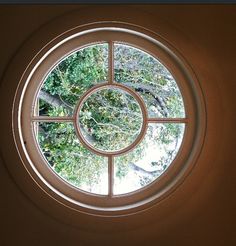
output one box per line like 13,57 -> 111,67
13,23 -> 205,216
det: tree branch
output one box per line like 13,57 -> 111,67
122,82 -> 168,117
38,90 -> 96,144
38,90 -> 73,113
129,162 -> 160,178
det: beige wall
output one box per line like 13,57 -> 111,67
0,5 -> 235,246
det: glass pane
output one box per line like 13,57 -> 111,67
78,88 -> 143,152
113,123 -> 185,195
37,43 -> 108,116
114,43 -> 185,118
34,122 -> 108,195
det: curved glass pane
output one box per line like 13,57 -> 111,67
113,123 -> 185,195
78,88 -> 143,152
37,43 -> 108,116
114,43 -> 185,118
34,122 -> 108,195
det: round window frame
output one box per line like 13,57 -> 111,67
74,83 -> 148,156
12,23 -> 205,216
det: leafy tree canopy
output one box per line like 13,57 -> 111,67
37,43 -> 185,195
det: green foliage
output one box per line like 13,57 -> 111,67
40,43 -> 108,114
114,44 -> 185,118
38,122 -> 107,191
79,88 -> 142,151
37,43 -> 185,193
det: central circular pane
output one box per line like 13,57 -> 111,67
78,88 -> 143,152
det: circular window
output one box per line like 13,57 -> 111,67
76,84 -> 146,154
13,24 -> 204,216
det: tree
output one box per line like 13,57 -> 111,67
36,43 -> 185,194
